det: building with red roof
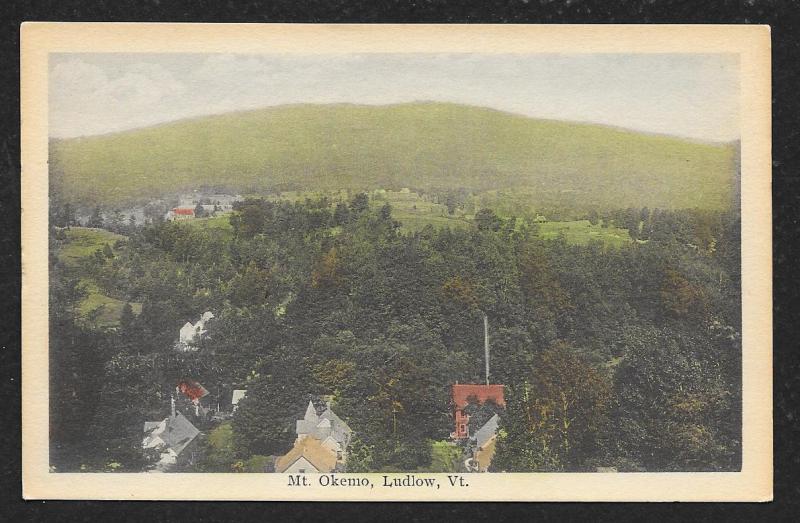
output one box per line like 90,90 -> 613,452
451,383 -> 505,440
166,207 -> 195,221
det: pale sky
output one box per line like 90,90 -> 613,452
49,53 -> 739,142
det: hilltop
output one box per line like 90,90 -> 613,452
50,102 -> 738,210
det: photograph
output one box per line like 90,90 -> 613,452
21,24 -> 772,501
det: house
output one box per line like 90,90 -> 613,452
295,400 -> 352,462
275,399 -> 352,473
274,436 -> 339,473
166,207 -> 196,221
231,389 -> 247,412
470,413 -> 500,472
142,398 -> 201,472
175,379 -> 213,421
451,383 -> 505,439
177,311 -> 214,351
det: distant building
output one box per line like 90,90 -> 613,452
166,207 -> 195,221
177,311 -> 214,351
142,398 -> 201,472
231,389 -> 247,412
451,383 -> 505,439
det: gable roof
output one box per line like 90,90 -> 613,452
320,407 -> 351,433
303,400 -> 318,423
295,404 -> 352,446
142,412 -> 200,456
177,379 -> 209,402
472,413 -> 500,449
274,437 -> 338,473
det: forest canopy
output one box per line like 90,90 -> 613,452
49,192 -> 741,473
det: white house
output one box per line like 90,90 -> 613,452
142,398 -> 201,472
275,400 -> 353,473
177,311 -> 214,351
295,400 -> 352,461
231,389 -> 247,412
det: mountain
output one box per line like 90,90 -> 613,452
50,102 -> 738,210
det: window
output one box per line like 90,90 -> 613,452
299,468 -> 305,473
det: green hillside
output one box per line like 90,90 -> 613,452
50,102 -> 738,210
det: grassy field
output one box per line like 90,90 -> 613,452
58,227 -> 125,267
57,227 -> 140,327
184,212 -> 235,238
77,279 -> 142,327
377,191 -> 473,232
535,220 -> 632,247
51,102 -> 737,211
427,440 -> 462,472
186,213 -> 234,229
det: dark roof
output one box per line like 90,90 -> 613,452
472,413 -> 500,449
143,412 -> 200,456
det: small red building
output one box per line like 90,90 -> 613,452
168,207 -> 195,221
451,383 -> 505,439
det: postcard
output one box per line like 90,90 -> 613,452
21,23 -> 772,501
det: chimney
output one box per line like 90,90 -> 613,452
483,312 -> 490,385
171,394 -> 176,417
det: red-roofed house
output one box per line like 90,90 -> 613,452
451,383 -> 505,439
166,207 -> 195,221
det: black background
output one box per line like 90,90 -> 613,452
1,1 -> 798,520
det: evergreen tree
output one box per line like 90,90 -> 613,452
88,207 -> 104,228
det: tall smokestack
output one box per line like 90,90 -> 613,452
483,312 -> 490,385
171,394 -> 176,418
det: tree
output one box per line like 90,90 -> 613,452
349,192 -> 369,215
660,267 -> 708,320
88,207 -> 104,228
88,353 -> 164,471
49,269 -> 108,471
232,352 -> 315,457
230,199 -> 267,238
611,326 -> 739,471
492,342 -> 611,471
333,202 -> 351,225
474,208 -> 502,232
311,247 -> 343,290
345,434 -> 374,472
228,262 -> 271,307
119,302 -> 135,333
194,203 -> 205,218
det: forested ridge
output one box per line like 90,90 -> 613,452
50,192 -> 741,473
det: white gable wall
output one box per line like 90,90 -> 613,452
282,456 -> 321,474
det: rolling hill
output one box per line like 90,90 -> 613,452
50,102 -> 738,210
